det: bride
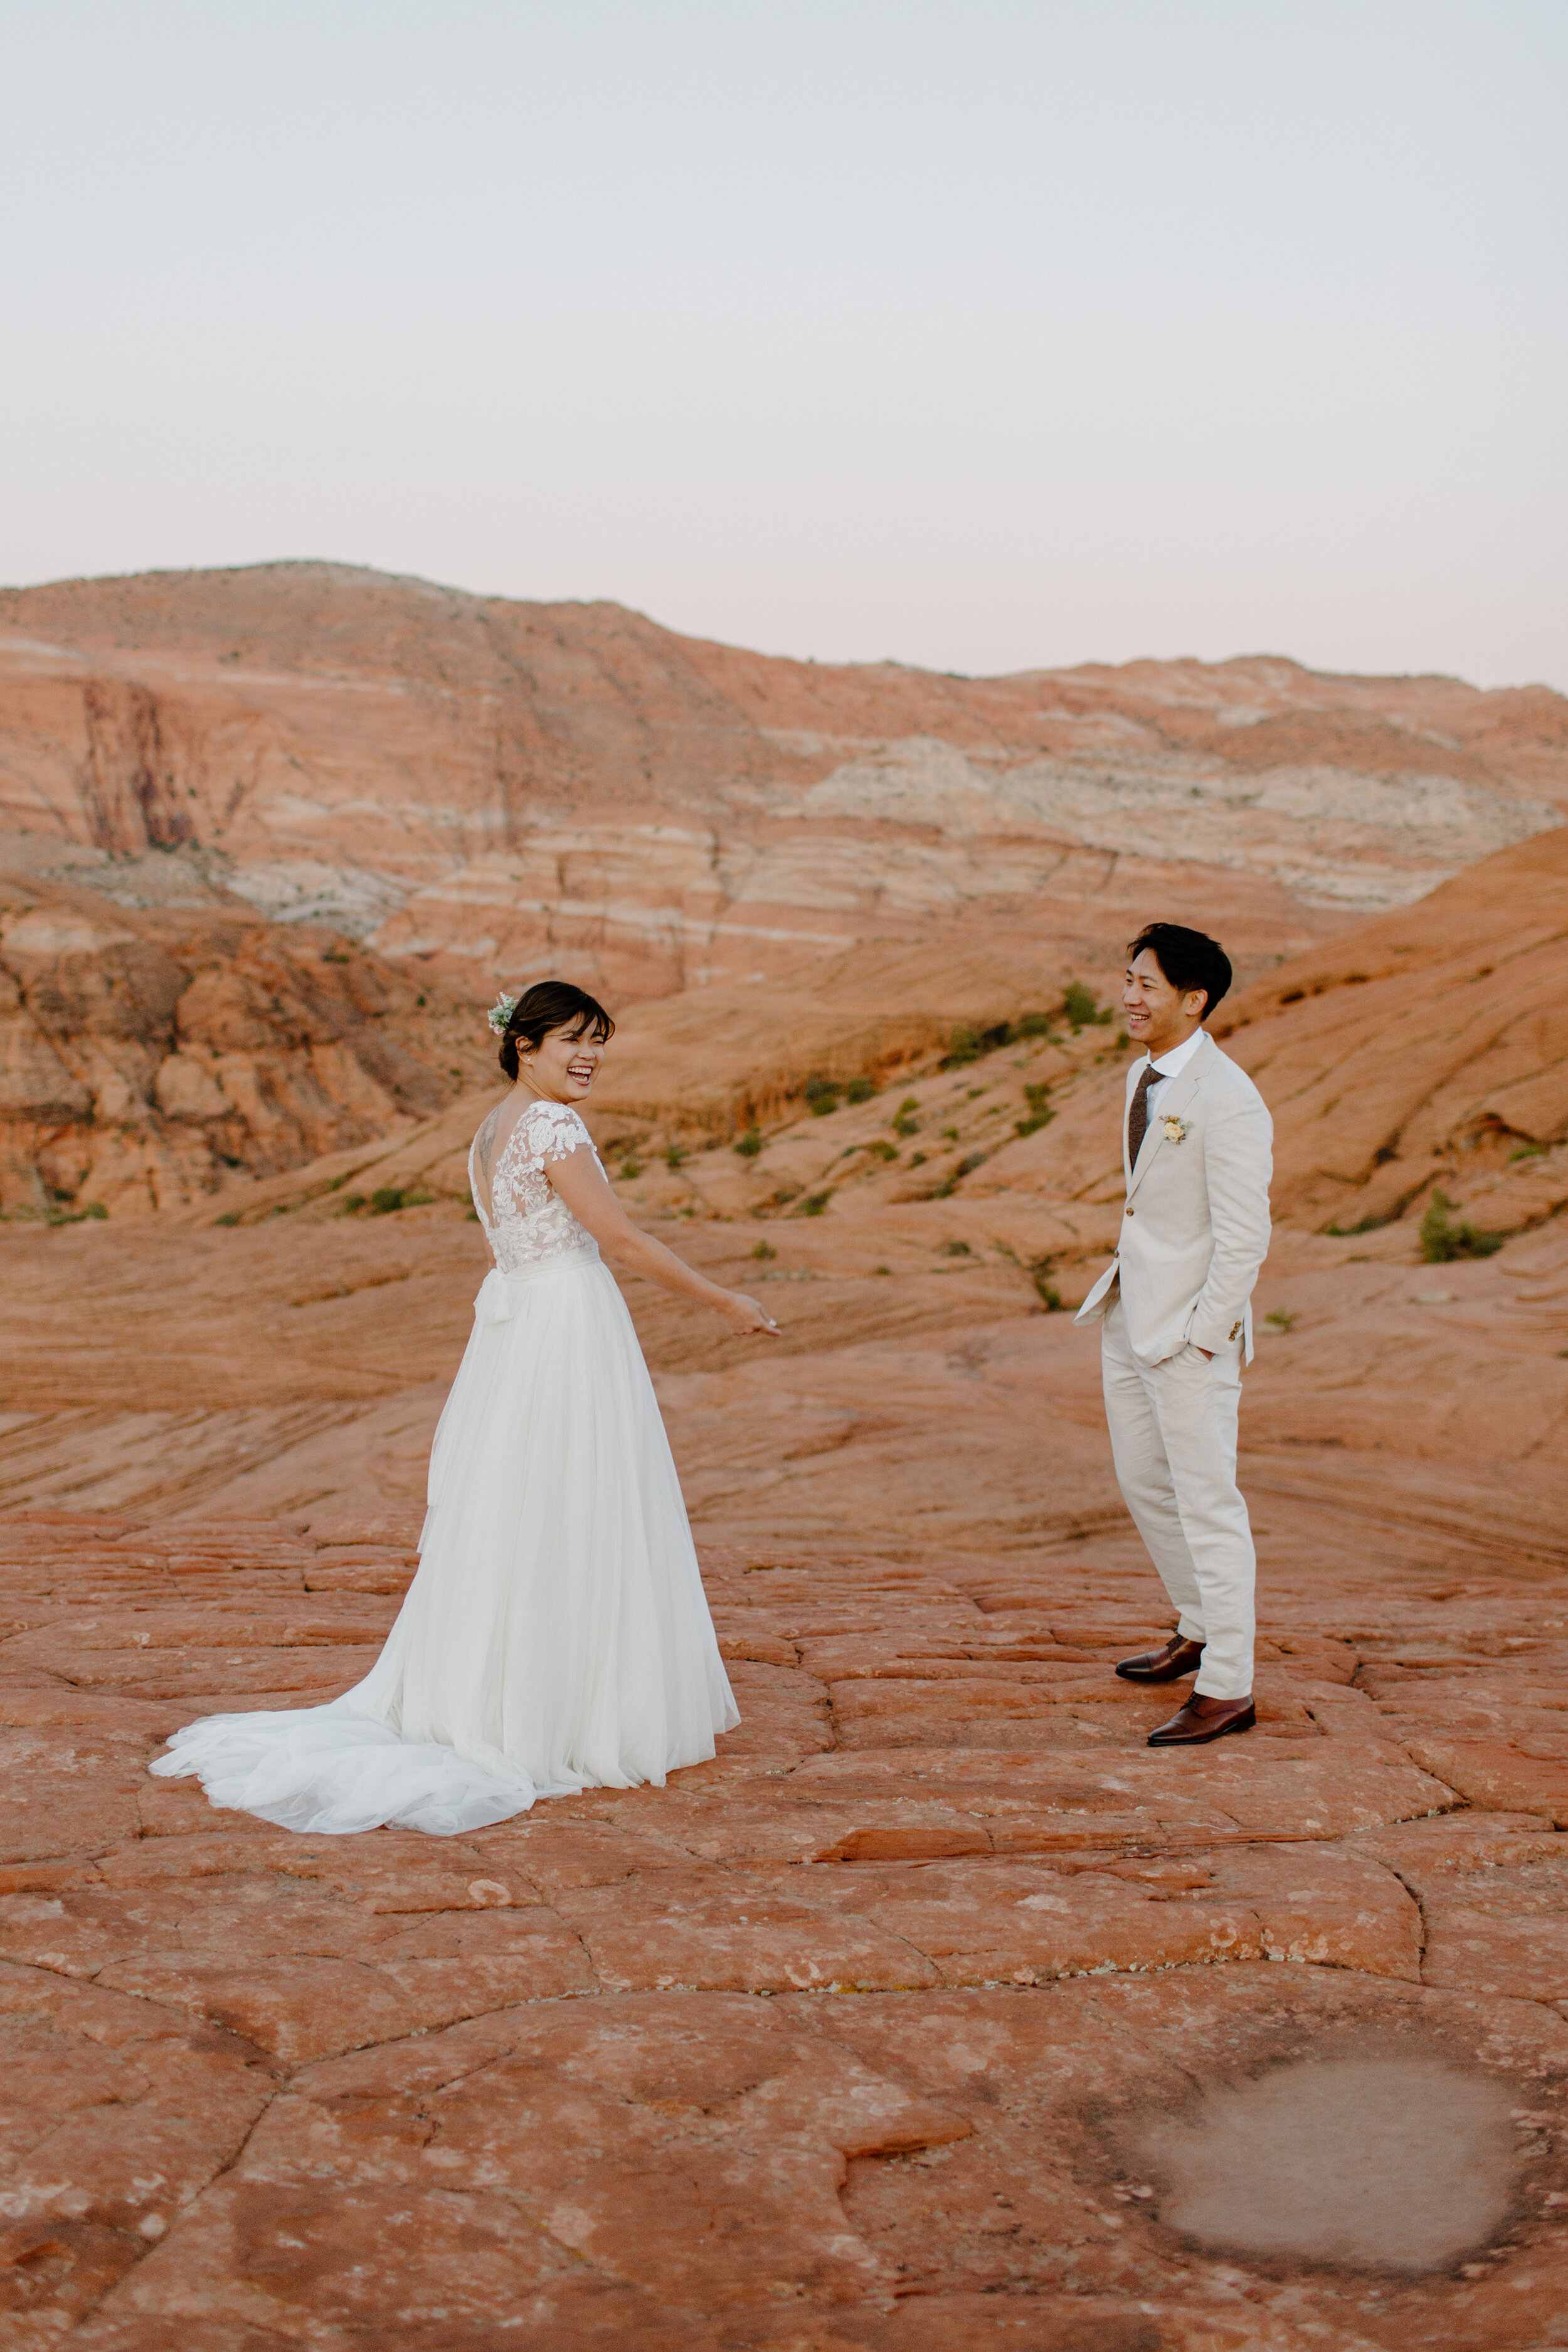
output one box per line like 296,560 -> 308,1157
152,980 -> 778,1836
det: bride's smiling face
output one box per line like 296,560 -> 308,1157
519,1018 -> 607,1103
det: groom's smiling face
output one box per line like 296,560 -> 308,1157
1123,950 -> 1210,1058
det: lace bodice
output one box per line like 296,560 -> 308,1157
469,1098 -> 602,1273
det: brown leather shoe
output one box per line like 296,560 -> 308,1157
1116,1631 -> 1205,1683
1147,1693 -> 1256,1746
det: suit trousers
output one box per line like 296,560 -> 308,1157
1100,1296 -> 1256,1699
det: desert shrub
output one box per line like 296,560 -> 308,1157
866,1139 -> 898,1161
941,1239 -> 972,1256
618,1157 -> 642,1179
931,1152 -> 985,1200
802,1191 -> 830,1217
941,1020 -> 1022,1068
803,1075 -> 838,1115
810,1094 -> 839,1116
369,1188 -> 405,1215
752,1240 -> 776,1260
1029,1256 -> 1064,1310
735,1129 -> 763,1157
1420,1190 -> 1504,1263
845,1076 -> 875,1103
1016,1081 -> 1055,1138
664,1145 -> 687,1170
1013,1010 -> 1052,1039
1063,981 -> 1110,1029
214,1210 -> 241,1227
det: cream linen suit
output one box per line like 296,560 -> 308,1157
1075,1030 -> 1273,1700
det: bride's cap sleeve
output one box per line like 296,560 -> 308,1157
527,1101 -> 593,1167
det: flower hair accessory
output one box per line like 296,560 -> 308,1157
486,990 -> 520,1037
1161,1113 -> 1189,1145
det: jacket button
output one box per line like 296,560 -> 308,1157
1126,1208 -> 1135,1217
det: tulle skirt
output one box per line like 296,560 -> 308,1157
151,1248 -> 739,1836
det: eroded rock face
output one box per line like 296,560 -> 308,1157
0,869 -> 493,1217
0,1512 -> 1565,2345
2,563 -> 1563,1010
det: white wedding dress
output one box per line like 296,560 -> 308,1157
152,1098 -> 739,1835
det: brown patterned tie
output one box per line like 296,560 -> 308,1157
1126,1062 -> 1160,1167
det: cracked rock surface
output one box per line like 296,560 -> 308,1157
1,1510 -> 1565,2347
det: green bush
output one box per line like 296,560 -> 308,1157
941,1239 -> 972,1257
810,1094 -> 839,1117
802,1191 -> 831,1217
1013,1010 -> 1053,1039
1419,1190 -> 1504,1263
1062,981 -> 1103,1029
735,1128 -> 763,1157
893,1115 -> 919,1137
752,1240 -> 777,1260
1029,1257 -> 1064,1310
369,1187 -> 405,1215
845,1076 -> 874,1103
618,1157 -> 642,1180
866,1139 -> 898,1162
664,1145 -> 687,1170
1015,1080 -> 1055,1138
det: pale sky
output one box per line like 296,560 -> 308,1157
3,1 -> 1564,688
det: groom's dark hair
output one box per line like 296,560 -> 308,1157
1127,924 -> 1232,1020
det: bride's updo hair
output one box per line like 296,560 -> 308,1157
498,980 -> 615,1082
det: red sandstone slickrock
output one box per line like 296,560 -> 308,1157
1,1509 -> 1566,2347
2,568 -> 1567,2343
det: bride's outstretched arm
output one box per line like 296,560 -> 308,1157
548,1145 -> 780,1338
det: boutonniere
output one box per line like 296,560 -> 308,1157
1160,1114 -> 1189,1145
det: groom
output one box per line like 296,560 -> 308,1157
1074,923 -> 1273,1745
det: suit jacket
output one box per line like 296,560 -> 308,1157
1074,1030 -> 1273,1367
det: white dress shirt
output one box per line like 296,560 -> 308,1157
1140,1024 -> 1207,1110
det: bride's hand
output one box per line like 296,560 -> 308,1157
721,1290 -> 780,1338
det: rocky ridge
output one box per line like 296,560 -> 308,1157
3,563 -> 1564,1010
0,846 -> 495,1218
